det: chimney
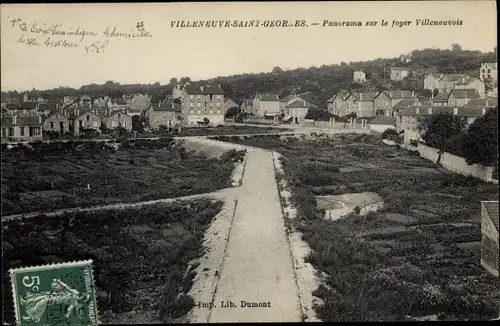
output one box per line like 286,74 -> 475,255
13,115 -> 17,124
486,98 -> 489,107
360,93 -> 363,100
39,115 -> 42,123
462,77 -> 466,84
453,107 -> 459,115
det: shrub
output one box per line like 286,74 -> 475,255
381,128 -> 398,140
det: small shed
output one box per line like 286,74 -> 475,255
481,201 -> 499,277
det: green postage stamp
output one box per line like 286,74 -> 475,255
9,260 -> 99,326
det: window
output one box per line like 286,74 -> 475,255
190,95 -> 194,99
9,128 -> 14,136
217,109 -> 220,114
216,94 -> 220,100
20,127 -> 25,136
79,121 -> 83,128
190,110 -> 194,114
487,69 -> 491,73
33,127 -> 41,135
216,102 -> 220,107
197,102 -> 201,107
112,121 -> 118,128
197,95 -> 201,99
50,122 -> 54,129
60,122 -> 64,131
2,128 -> 6,137
124,121 -> 128,127
197,110 -> 201,114
209,110 -> 213,114
93,121 -> 99,128
190,102 -> 194,107
86,115 -> 90,121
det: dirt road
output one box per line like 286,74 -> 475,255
205,148 -> 302,323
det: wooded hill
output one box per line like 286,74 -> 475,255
2,45 -> 496,109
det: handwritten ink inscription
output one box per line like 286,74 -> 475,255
7,17 -> 152,54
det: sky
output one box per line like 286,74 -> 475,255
1,1 -> 497,91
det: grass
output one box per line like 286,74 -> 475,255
2,199 -> 223,324
215,133 -> 500,321
1,138 -> 243,215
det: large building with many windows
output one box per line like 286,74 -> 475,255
180,84 -> 225,126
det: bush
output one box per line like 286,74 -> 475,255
381,128 -> 398,140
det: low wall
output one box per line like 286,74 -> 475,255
417,143 -> 493,182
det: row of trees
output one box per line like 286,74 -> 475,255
2,44 -> 496,109
417,107 -> 498,167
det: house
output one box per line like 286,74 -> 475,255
224,98 -> 240,112
279,95 -> 304,113
240,99 -> 254,115
111,98 -> 129,111
5,102 -> 39,116
283,100 -> 315,125
390,67 -> 410,81
43,111 -> 70,135
437,74 -> 468,94
424,73 -> 443,91
1,115 -> 43,142
432,91 -> 451,106
397,105 -> 454,143
480,62 -> 498,83
104,109 -> 133,131
352,92 -> 377,117
373,90 -> 415,117
180,84 -> 225,126
392,98 -> 420,116
129,93 -> 150,112
448,89 -> 481,107
368,116 -> 397,133
455,106 -> 492,126
126,108 -> 143,118
480,201 -> 499,278
326,90 -> 351,116
252,93 -> 280,117
70,109 -> 102,134
454,77 -> 486,98
353,71 -> 367,83
147,100 -> 183,129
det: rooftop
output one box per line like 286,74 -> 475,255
183,84 -> 224,95
255,93 -> 279,101
451,89 -> 480,99
1,116 -> 42,126
369,116 -> 396,125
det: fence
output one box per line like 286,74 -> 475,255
417,143 -> 494,182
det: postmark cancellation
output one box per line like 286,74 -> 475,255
9,260 -> 99,326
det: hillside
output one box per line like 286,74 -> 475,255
2,45 -> 496,109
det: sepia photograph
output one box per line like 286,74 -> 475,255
1,1 -> 498,324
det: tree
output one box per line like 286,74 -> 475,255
272,66 -> 284,74
132,115 -> 145,133
417,112 -> 466,162
461,107 -> 498,166
179,77 -> 191,84
203,117 -> 210,126
375,109 -> 385,116
225,106 -> 240,118
451,43 -> 462,52
169,78 -> 178,85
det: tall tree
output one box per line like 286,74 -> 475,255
461,107 -> 498,166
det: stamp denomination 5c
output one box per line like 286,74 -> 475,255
9,260 -> 99,326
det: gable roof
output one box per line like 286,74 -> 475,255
439,74 -> 467,83
70,109 -> 100,120
455,76 -> 481,86
281,94 -> 303,102
109,110 -> 132,118
369,116 -> 396,125
393,99 -> 417,110
1,116 -> 42,126
464,98 -> 498,107
391,67 -> 410,71
183,84 -> 224,95
285,100 -> 315,109
242,99 -> 254,106
352,92 -> 377,102
44,110 -> 69,121
456,107 -> 489,117
5,102 -> 37,110
451,89 -> 480,99
255,93 -> 279,101
153,101 -> 182,112
398,105 -> 453,116
433,91 -> 451,101
482,201 -> 499,232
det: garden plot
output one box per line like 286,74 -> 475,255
1,139 -> 246,216
2,199 -> 224,324
214,133 -> 500,322
317,192 -> 384,221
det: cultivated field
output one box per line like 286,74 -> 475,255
2,199 -> 223,324
1,138 -> 245,216
211,133 -> 500,321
